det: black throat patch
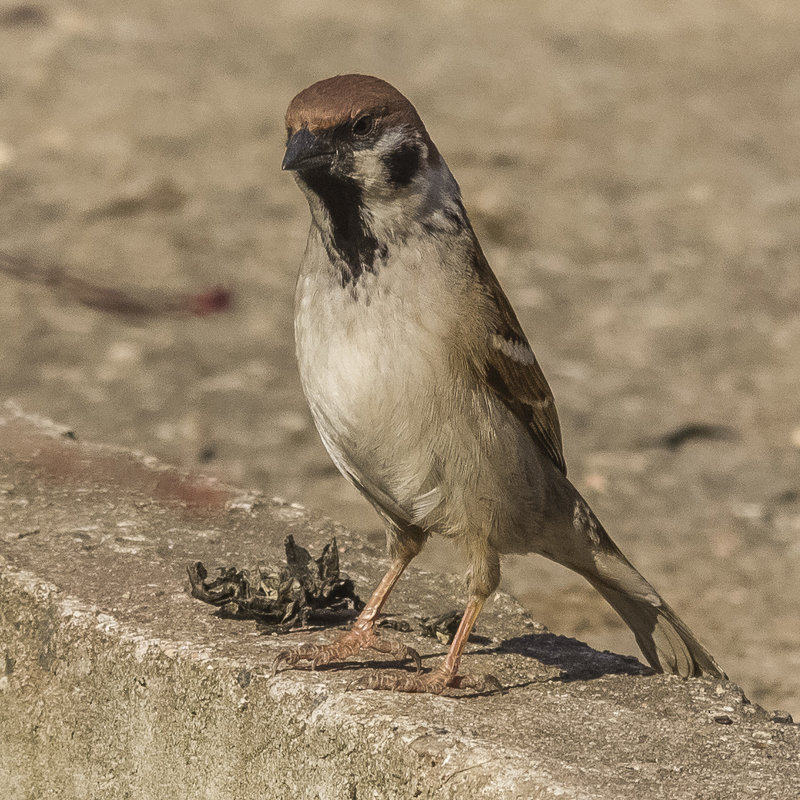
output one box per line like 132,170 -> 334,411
299,168 -> 382,287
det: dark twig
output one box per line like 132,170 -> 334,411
0,251 -> 231,318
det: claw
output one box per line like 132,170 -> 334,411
270,650 -> 288,678
345,674 -> 370,693
271,647 -> 304,677
366,637 -> 422,673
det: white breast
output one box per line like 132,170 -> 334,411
297,272 -> 443,434
293,229 -> 462,516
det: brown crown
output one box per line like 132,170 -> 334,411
285,74 -> 427,136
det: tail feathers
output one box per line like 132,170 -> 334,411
584,574 -> 727,679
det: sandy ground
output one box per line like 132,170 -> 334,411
1,1 -> 798,717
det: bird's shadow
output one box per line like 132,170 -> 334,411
340,632 -> 647,697
495,631 -> 649,683
298,631 -> 647,693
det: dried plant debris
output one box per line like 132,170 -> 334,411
377,617 -> 413,633
417,610 -> 488,645
419,610 -> 464,644
188,535 -> 363,632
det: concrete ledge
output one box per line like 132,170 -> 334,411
1,407 -> 798,799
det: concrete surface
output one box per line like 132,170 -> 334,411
1,409 -> 797,799
1,0 -> 799,721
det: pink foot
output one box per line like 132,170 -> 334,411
271,625 -> 421,675
347,665 -> 503,695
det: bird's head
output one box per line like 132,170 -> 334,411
283,75 -> 464,248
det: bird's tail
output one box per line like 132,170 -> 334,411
581,569 -> 726,679
537,478 -> 726,679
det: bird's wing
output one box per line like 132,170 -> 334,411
469,245 -> 567,475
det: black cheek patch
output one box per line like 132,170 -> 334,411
382,141 -> 421,187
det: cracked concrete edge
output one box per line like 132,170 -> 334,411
0,557 -> 571,800
0,404 -> 567,800
1,407 -> 798,800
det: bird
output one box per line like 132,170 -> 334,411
272,74 -> 726,693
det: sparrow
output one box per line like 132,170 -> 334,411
273,74 -> 726,693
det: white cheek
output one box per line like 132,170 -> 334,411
351,134 -> 395,187
374,128 -> 406,154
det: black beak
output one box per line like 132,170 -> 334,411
282,128 -> 335,172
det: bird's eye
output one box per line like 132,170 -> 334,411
351,114 -> 375,137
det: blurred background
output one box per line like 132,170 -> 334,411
1,1 -> 798,716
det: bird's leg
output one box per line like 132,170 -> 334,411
271,555 -> 421,675
350,595 -> 502,694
